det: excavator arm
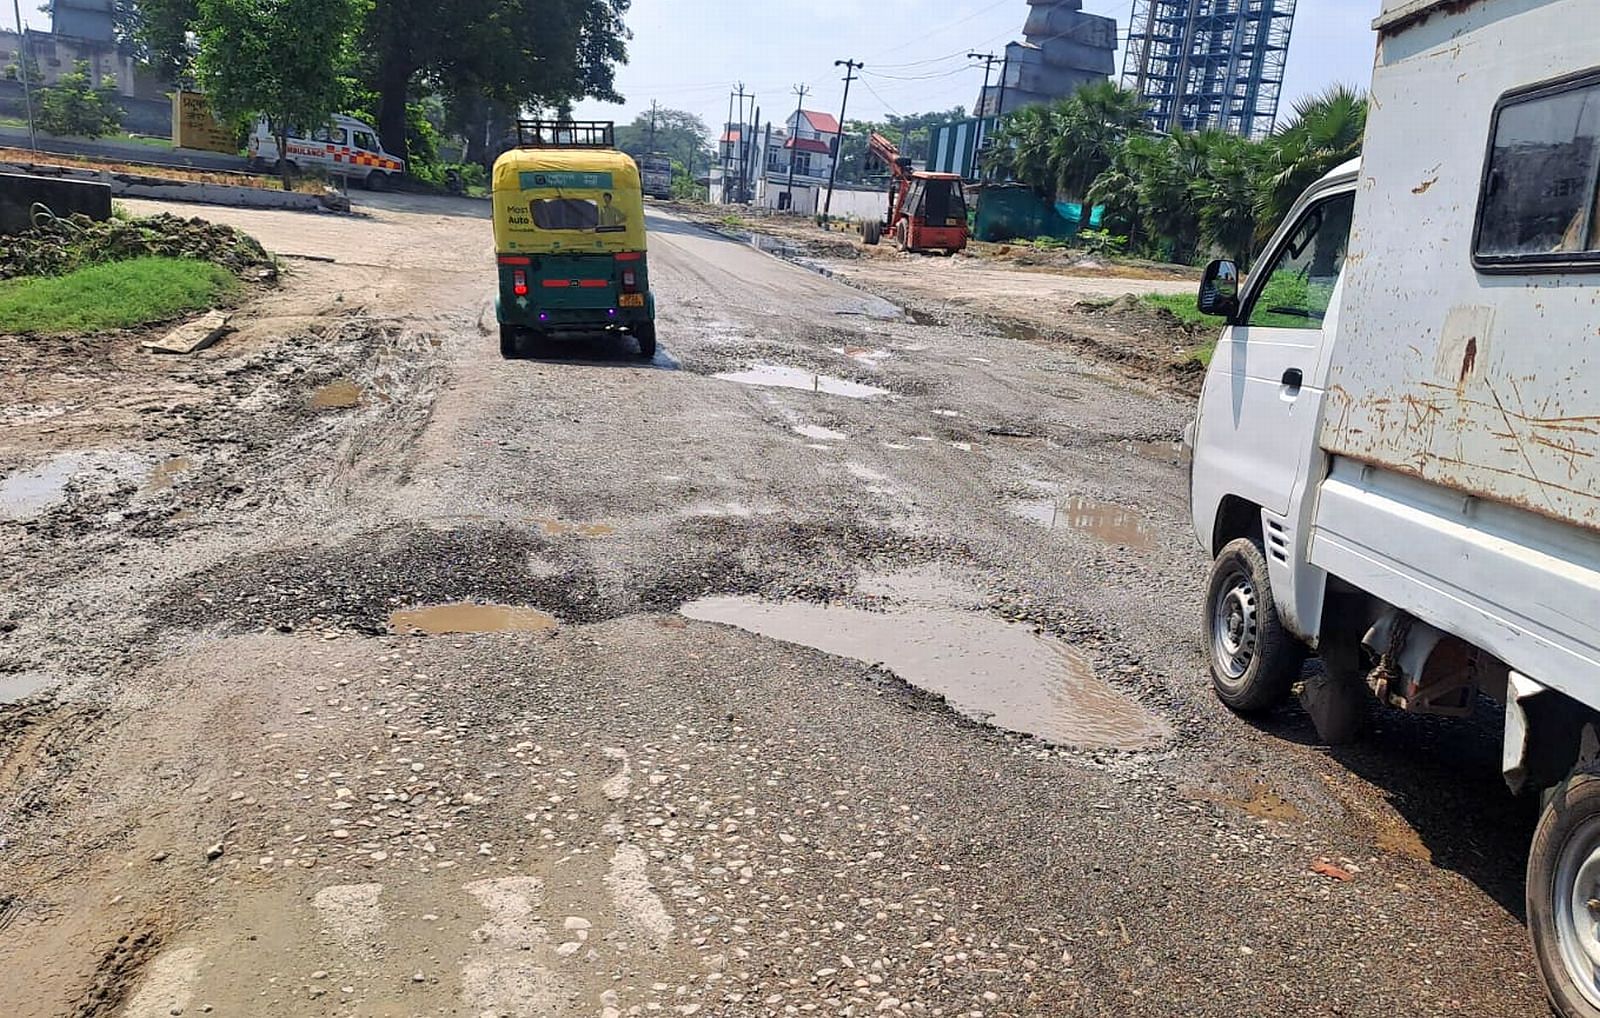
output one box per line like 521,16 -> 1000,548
868,132 -> 914,181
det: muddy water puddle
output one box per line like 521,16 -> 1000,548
1122,438 -> 1186,466
0,672 -> 53,704
681,597 -> 1168,750
310,379 -> 363,409
535,518 -> 616,538
1010,495 -> 1155,551
389,603 -> 558,635
793,424 -> 847,441
144,456 -> 192,491
0,451 -> 139,522
714,364 -> 888,399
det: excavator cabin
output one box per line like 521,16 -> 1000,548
862,132 -> 969,255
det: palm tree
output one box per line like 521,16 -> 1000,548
1258,84 -> 1367,227
985,104 -> 1053,189
1049,82 -> 1150,200
1196,130 -> 1265,267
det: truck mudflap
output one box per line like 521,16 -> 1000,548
1505,671 -> 1547,795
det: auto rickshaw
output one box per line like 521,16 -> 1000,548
491,120 -> 656,359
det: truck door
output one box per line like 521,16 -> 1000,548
1194,188 -> 1355,521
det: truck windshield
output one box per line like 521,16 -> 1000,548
1246,191 -> 1355,329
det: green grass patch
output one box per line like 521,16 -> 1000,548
0,256 -> 238,335
1142,292 -> 1223,367
1142,291 -> 1224,329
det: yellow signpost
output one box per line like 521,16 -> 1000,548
171,91 -> 238,155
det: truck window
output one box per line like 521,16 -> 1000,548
352,130 -> 379,153
1475,71 -> 1600,269
1245,191 -> 1355,329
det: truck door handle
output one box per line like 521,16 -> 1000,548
1282,368 -> 1303,397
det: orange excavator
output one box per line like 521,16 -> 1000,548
861,131 -> 969,255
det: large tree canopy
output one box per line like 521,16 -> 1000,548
362,0 -> 631,163
195,0 -> 362,186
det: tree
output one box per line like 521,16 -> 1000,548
1047,82 -> 1148,199
1196,130 -> 1265,266
111,0 -> 200,78
361,0 -> 632,165
985,85 -> 1148,200
1257,85 -> 1367,227
194,0 -> 363,187
37,60 -> 122,138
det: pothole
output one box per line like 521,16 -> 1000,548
680,596 -> 1168,750
389,603 -> 559,635
1122,438 -> 1186,466
714,364 -> 889,399
793,424 -> 847,442
535,518 -> 616,538
144,456 -> 192,492
1009,494 -> 1156,551
0,671 -> 53,704
0,450 -> 142,522
310,379 -> 363,409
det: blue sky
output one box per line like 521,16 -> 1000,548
575,0 -> 1379,134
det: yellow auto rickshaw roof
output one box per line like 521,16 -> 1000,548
491,147 -> 642,193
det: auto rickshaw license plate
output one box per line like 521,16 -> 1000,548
619,294 -> 645,307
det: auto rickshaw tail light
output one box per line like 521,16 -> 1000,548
513,270 -> 528,296
622,269 -> 638,291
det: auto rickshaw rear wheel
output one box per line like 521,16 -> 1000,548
499,324 -> 520,360
635,322 -> 657,360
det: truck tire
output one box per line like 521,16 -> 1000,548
1204,537 -> 1306,714
499,324 -> 520,360
366,171 -> 390,192
634,322 -> 657,360
863,220 -> 881,246
1530,770 -> 1600,1018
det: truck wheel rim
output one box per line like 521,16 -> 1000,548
1554,816 -> 1600,1009
1212,569 -> 1258,683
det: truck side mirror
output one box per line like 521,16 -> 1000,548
1198,259 -> 1240,320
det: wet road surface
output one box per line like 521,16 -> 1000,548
0,194 -> 1546,1017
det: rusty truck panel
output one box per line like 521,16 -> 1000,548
1323,0 -> 1600,530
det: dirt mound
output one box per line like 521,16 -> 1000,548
0,211 -> 276,281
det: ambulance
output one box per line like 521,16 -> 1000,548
247,114 -> 406,189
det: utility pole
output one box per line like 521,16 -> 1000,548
648,99 -> 659,153
722,87 -> 737,204
746,103 -> 760,203
12,0 -> 34,152
967,52 -> 998,179
995,52 -> 1011,124
785,83 -> 809,213
733,84 -> 750,203
822,59 -> 861,222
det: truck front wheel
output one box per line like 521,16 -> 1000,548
1530,771 -> 1600,1018
1204,537 -> 1305,714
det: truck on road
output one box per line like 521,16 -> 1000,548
1184,2 -> 1600,1013
640,153 -> 673,200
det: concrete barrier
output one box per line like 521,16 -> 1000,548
0,171 -> 112,234
0,158 -> 327,213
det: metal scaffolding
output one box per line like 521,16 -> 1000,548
1121,0 -> 1297,139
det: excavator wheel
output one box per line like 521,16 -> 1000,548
863,220 -> 882,246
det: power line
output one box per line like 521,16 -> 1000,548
865,0 -> 1014,61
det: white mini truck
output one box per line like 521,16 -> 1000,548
1184,1 -> 1600,1012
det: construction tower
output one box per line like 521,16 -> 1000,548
1121,0 -> 1297,139
976,1 -> 1118,118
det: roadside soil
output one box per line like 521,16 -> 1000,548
0,192 -> 1546,1018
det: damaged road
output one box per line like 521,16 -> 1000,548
0,193 -> 1547,1016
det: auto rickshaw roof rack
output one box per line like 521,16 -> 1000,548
515,120 -> 616,149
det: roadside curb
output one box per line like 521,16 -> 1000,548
0,158 -> 332,213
